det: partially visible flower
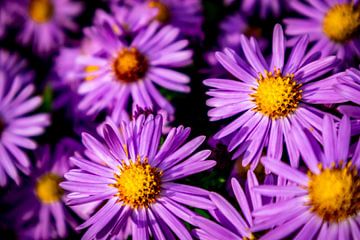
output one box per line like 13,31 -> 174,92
75,22 -> 192,120
61,114 -> 216,239
204,24 -> 342,169
3,139 -> 83,240
0,73 -> 49,186
242,0 -> 285,18
253,115 -> 360,239
94,3 -> 157,36
334,67 -> 360,106
0,49 -> 33,84
284,0 -> 360,63
16,0 -> 83,55
125,0 -> 203,38
192,173 -> 261,240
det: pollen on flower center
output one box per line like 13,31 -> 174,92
28,0 -> 54,24
35,173 -> 64,204
323,3 -> 360,43
111,157 -> 162,208
112,48 -> 148,83
307,162 -> 360,222
84,65 -> 100,81
149,1 -> 171,23
250,69 -> 302,119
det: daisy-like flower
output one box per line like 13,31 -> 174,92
204,24 -> 343,169
0,73 -> 49,186
60,114 -> 216,239
16,0 -> 83,55
4,139 -> 82,240
242,0 -> 285,18
284,0 -> 360,62
125,0 -> 203,38
76,21 -> 192,119
253,115 -> 360,239
192,172 -> 261,240
0,49 -> 33,84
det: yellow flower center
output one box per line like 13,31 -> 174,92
111,157 -> 162,208
28,0 -> 54,24
35,173 -> 64,204
149,1 -> 171,23
250,69 -> 302,119
307,162 -> 360,222
323,3 -> 360,43
112,48 -> 148,83
84,65 -> 100,81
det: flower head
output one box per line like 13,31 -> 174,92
61,114 -> 216,239
253,115 -> 360,239
75,22 -> 192,120
285,0 -> 360,63
0,73 -> 49,186
16,0 -> 83,55
204,24 -> 344,169
3,139 -> 82,239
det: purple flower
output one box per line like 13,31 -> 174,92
242,0 -> 285,18
192,173 -> 261,239
204,24 -> 344,169
94,3 -> 157,36
4,139 -> 83,240
284,0 -> 360,63
0,49 -> 33,84
75,22 -> 192,119
253,115 -> 360,239
16,0 -> 83,55
125,0 -> 203,38
61,114 -> 216,239
0,73 -> 49,186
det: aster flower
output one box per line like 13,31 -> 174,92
0,49 -> 33,84
192,172 -> 261,240
125,0 -> 203,38
242,0 -> 285,18
94,3 -> 157,36
284,0 -> 360,62
0,73 -> 49,186
76,21 -> 192,119
252,115 -> 360,239
4,139 -> 82,239
16,0 -> 83,55
204,24 -> 343,169
60,114 -> 216,239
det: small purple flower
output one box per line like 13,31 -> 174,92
75,22 -> 192,119
125,0 -> 203,38
4,139 -> 83,240
61,114 -> 216,239
242,0 -> 285,18
204,24 -> 344,169
192,173 -> 261,240
0,73 -> 49,186
16,0 -> 83,55
284,0 -> 360,63
253,115 -> 360,239
0,49 -> 33,84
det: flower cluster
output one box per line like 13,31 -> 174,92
0,0 -> 359,239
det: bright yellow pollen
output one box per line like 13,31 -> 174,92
35,173 -> 64,204
323,3 -> 360,43
28,0 -> 54,24
250,69 -> 302,119
307,162 -> 360,222
84,65 -> 100,81
112,48 -> 148,83
111,156 -> 162,208
148,1 -> 171,23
